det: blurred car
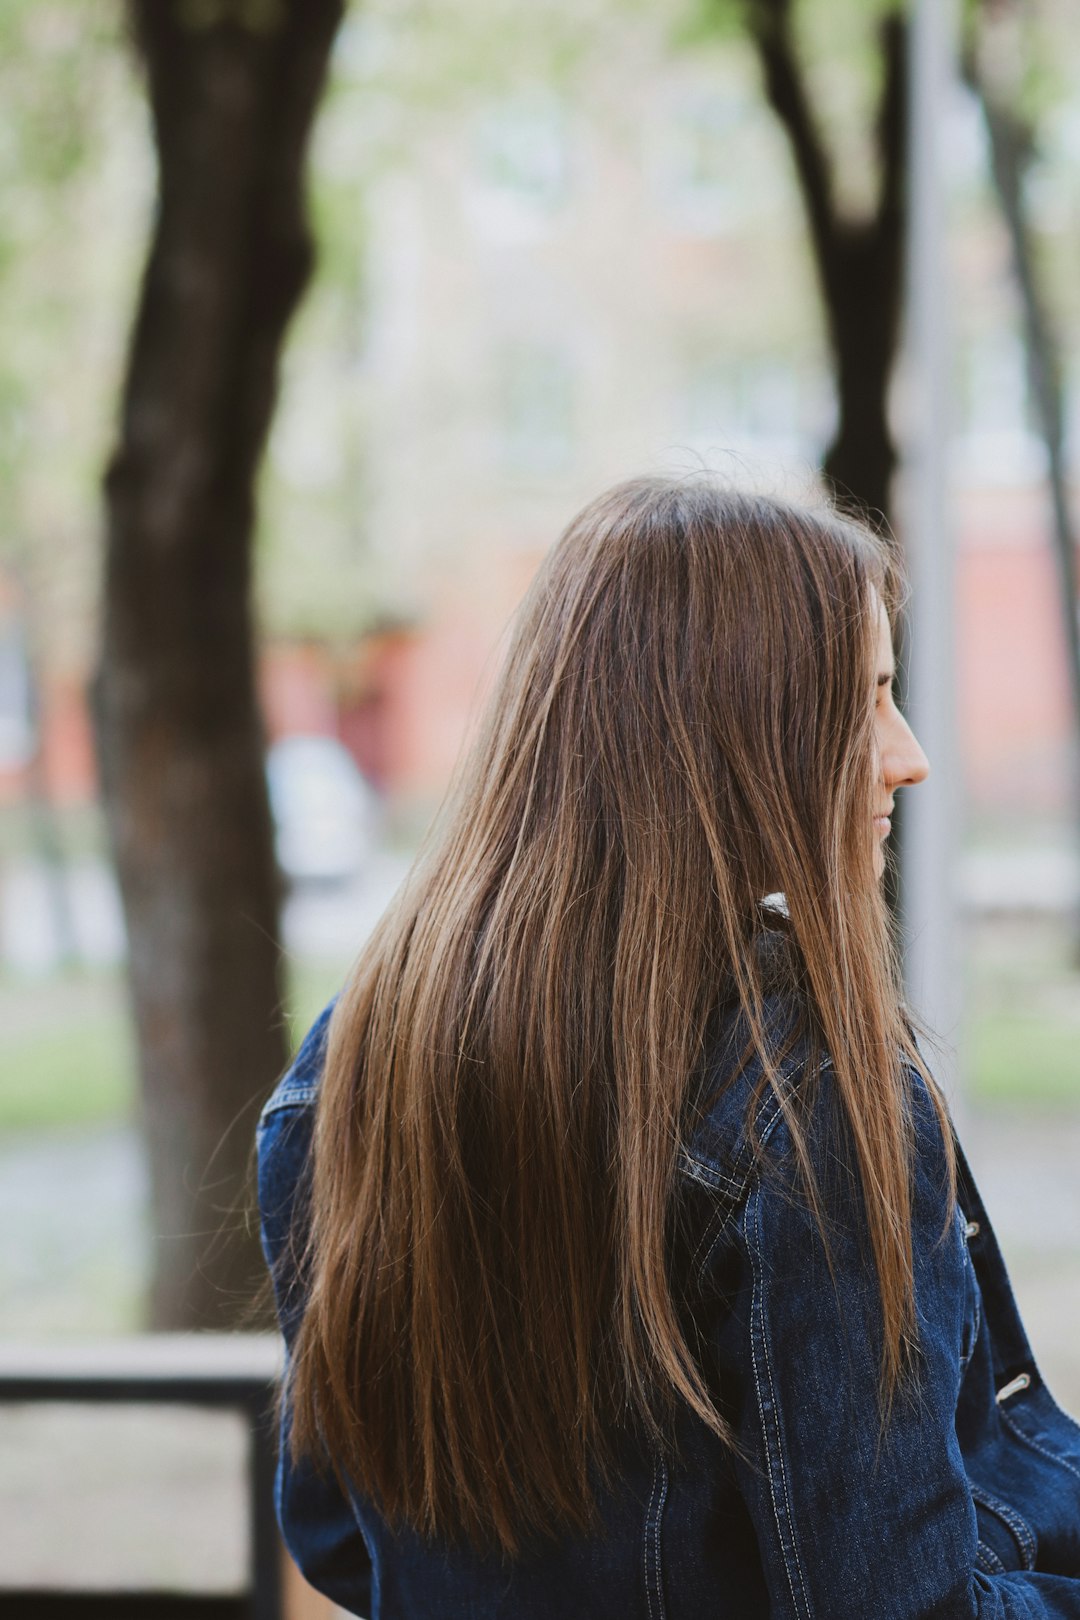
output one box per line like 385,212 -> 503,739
266,733 -> 378,886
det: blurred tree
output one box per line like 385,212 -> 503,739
688,0 -> 908,529
94,0 -> 345,1328
963,0 -> 1080,956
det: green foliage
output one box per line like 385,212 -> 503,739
0,2 -> 112,189
676,0 -> 904,55
968,912 -> 1080,1110
0,1 -> 145,675
968,0 -> 1075,162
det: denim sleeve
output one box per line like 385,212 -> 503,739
256,1013 -> 374,1618
715,1071 -> 1080,1619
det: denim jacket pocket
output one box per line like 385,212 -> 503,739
969,1483 -> 1037,1574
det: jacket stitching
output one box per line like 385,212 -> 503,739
968,1483 -> 1037,1569
652,1458 -> 668,1620
697,1096 -> 787,1280
643,1453 -> 668,1620
260,1085 -> 319,1124
958,1235 -> 981,1377
687,1151 -> 753,1275
975,1539 -> 1006,1576
748,1179 -> 812,1620
998,1405 -> 1080,1489
679,1153 -> 744,1198
689,1199 -> 729,1276
969,1259 -> 982,1369
692,1090 -> 787,1277
688,1170 -> 745,1276
680,1049 -> 806,1276
643,1456 -> 659,1620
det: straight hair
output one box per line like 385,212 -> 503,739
283,477 -> 954,1553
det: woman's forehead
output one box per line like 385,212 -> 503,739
875,597 -> 895,668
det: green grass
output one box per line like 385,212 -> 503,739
969,1010 -> 1080,1107
0,1007 -> 136,1130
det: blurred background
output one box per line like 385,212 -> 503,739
0,0 -> 1078,1614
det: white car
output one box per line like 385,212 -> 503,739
267,734 -> 377,885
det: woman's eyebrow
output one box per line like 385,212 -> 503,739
877,669 -> 895,685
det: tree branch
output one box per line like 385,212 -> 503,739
745,0 -> 837,280
874,11 -> 908,244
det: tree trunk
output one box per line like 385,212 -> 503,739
93,0 -> 344,1329
822,221 -> 904,530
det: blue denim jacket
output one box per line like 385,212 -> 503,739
258,994 -> 1080,1618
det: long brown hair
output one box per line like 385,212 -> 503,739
285,477 -> 953,1552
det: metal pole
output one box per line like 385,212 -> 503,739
900,0 -> 964,1101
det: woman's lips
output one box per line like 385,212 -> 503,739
874,816 -> 892,836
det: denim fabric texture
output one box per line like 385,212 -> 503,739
257,991 -> 1080,1618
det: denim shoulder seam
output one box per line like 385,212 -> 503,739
693,1089 -> 789,1282
685,1153 -> 753,1278
685,1048 -> 813,1181
678,1151 -> 744,1198
259,1085 -> 319,1126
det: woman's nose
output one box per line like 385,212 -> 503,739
883,714 -> 930,788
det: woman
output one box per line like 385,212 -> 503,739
258,478 -> 1080,1617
